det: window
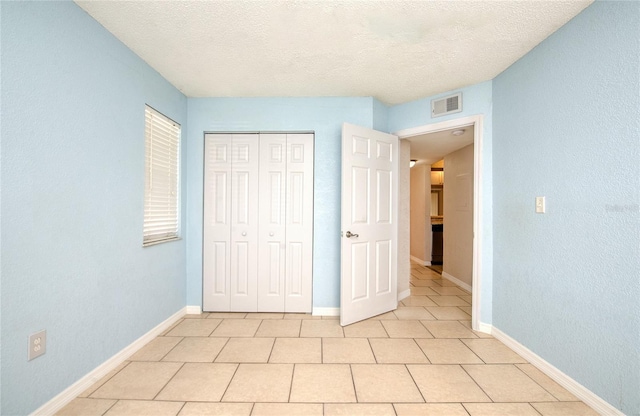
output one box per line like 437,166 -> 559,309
143,105 -> 180,246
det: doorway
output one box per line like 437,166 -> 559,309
395,115 -> 483,331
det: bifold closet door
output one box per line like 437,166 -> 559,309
203,134 -> 259,312
204,133 -> 313,313
283,134 -> 314,312
256,133 -> 314,312
257,134 -> 287,311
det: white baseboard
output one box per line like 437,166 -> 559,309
312,307 -> 340,316
398,289 -> 411,301
442,271 -> 472,293
186,305 -> 202,314
491,326 -> 622,416
410,255 -> 429,266
476,321 -> 492,334
31,307 -> 187,416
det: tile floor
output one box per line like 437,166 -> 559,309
58,263 -> 598,415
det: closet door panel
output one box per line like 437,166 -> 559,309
258,134 -> 287,312
203,134 -> 232,311
230,135 -> 259,312
204,132 -> 313,313
285,134 -> 314,312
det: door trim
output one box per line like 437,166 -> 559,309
394,115 -> 483,331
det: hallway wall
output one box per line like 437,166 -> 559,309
443,144 -> 474,287
410,164 -> 430,264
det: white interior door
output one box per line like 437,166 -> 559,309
341,123 -> 398,326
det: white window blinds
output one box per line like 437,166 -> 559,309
144,106 -> 180,246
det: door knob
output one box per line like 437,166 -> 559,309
345,231 -> 359,238
241,231 -> 247,236
269,232 -> 274,236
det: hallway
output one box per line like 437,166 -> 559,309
57,263 -> 597,415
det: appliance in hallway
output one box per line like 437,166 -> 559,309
432,223 -> 443,265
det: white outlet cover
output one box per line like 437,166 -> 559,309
28,330 -> 47,361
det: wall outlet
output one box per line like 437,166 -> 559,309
535,196 -> 546,214
28,330 -> 47,361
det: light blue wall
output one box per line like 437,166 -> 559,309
388,81 -> 494,325
372,98 -> 389,132
1,2 -> 188,415
186,97 -> 376,308
493,1 -> 639,414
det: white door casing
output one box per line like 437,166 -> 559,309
341,123 -> 398,326
393,114 -> 483,332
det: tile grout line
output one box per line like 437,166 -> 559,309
213,337 -> 232,363
254,319 -> 267,338
287,364 -> 297,403
99,398 -> 119,415
348,364 -> 359,403
459,363 -> 495,403
265,337 -> 276,363
160,318 -> 184,336
528,402 -> 545,415
218,363 -> 241,403
404,363 -> 427,404
380,321 -> 391,338
157,336 -> 185,362
459,402 -> 473,415
367,338 -> 379,364
249,319 -> 261,337
86,361 -> 132,399
151,362 -> 185,401
418,320 -> 436,339
513,363 -> 566,403
174,401 -> 187,415
410,338 -> 431,364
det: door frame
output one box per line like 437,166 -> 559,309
394,115 -> 483,331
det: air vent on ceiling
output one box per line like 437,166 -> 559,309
431,93 -> 462,118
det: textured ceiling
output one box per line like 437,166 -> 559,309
75,0 -> 592,105
408,126 -> 474,164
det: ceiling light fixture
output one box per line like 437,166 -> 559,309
451,129 -> 465,136
410,160 -> 417,168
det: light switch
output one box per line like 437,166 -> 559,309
535,196 -> 545,214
